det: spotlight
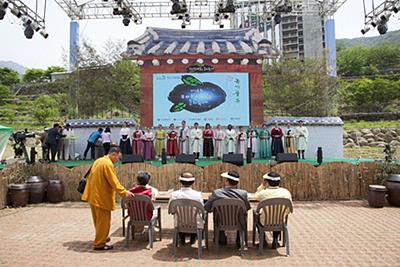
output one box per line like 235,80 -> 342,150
39,29 -> 49,39
11,7 -> 22,18
31,22 -> 40,32
214,13 -> 220,22
361,26 -> 370,35
181,23 -> 186,29
377,22 -> 388,35
0,0 -> 8,8
393,5 -> 399,13
122,16 -> 130,26
371,20 -> 377,27
219,24 -> 224,28
170,0 -> 187,15
113,8 -> 120,15
224,14 -> 229,19
24,24 -> 34,39
0,9 -> 5,20
380,12 -> 391,22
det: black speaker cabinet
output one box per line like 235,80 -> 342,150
276,153 -> 298,163
121,154 -> 144,164
222,153 -> 244,166
175,154 -> 196,164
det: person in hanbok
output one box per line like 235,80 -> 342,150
179,120 -> 190,154
295,120 -> 309,159
119,122 -> 131,155
247,123 -> 258,158
225,124 -> 236,154
259,124 -> 271,159
214,124 -> 225,160
143,127 -> 155,160
167,123 -> 179,158
271,123 -> 284,157
284,123 -> 296,154
190,122 -> 202,159
155,124 -> 166,158
132,126 -> 143,156
237,126 -> 247,158
203,123 -> 214,159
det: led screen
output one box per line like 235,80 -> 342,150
153,72 -> 250,126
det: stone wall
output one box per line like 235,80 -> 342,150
343,128 -> 400,148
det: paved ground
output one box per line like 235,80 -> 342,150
0,200 -> 399,267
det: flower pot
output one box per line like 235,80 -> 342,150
385,174 -> 400,207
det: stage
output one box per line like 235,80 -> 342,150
45,156 -> 375,169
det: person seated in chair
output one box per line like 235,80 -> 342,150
129,171 -> 159,232
169,172 -> 203,245
254,172 -> 292,249
204,171 -> 250,246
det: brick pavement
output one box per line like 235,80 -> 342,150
0,201 -> 399,267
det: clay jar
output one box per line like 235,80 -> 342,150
368,185 -> 386,208
26,176 -> 47,204
9,184 -> 30,207
46,180 -> 64,203
385,174 -> 400,206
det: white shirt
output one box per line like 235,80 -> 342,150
64,129 -> 75,138
169,187 -> 204,228
101,132 -> 112,144
120,127 -> 130,139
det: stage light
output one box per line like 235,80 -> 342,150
196,58 -> 203,64
39,29 -> 49,39
377,22 -> 388,35
181,58 -> 188,64
24,24 -> 34,39
31,22 -> 40,32
380,12 -> 391,22
393,4 -> 399,13
371,20 -> 377,27
0,1 -> 8,20
170,0 -> 187,15
361,26 -> 370,35
223,14 -> 229,19
181,22 -> 185,29
122,16 -> 130,26
219,24 -> 224,28
11,7 -> 22,18
167,59 -> 174,64
211,58 -> 219,64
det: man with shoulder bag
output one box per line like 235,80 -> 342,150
81,146 -> 134,250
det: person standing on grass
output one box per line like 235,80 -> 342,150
82,146 -> 134,251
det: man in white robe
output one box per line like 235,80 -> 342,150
295,120 -> 309,159
179,120 -> 190,154
225,124 -> 236,154
190,122 -> 202,159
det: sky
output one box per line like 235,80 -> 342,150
0,0 -> 399,69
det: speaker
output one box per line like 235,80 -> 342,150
175,153 -> 196,164
276,153 -> 298,163
222,153 -> 244,166
121,154 -> 144,164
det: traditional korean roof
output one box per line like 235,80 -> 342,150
122,27 -> 278,59
266,117 -> 344,126
65,118 -> 136,128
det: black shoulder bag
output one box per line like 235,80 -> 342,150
77,166 -> 92,194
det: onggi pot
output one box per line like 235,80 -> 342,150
385,174 -> 400,206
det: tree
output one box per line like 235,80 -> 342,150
265,59 -> 337,117
0,84 -> 13,105
23,68 -> 47,83
0,67 -> 20,86
33,95 -> 59,125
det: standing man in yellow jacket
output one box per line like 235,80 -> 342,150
82,146 -> 134,250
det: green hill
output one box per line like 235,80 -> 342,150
337,30 -> 400,49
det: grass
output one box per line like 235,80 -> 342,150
343,120 -> 400,130
344,146 -> 400,159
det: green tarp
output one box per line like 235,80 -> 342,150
0,125 -> 12,161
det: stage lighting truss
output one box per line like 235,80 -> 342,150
362,0 -> 399,35
2,0 -> 48,38
55,0 -> 346,22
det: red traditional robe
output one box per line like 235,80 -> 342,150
132,130 -> 143,155
167,130 -> 179,156
129,185 -> 153,220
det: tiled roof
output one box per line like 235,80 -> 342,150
266,117 -> 344,126
123,27 -> 278,58
65,118 -> 136,128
